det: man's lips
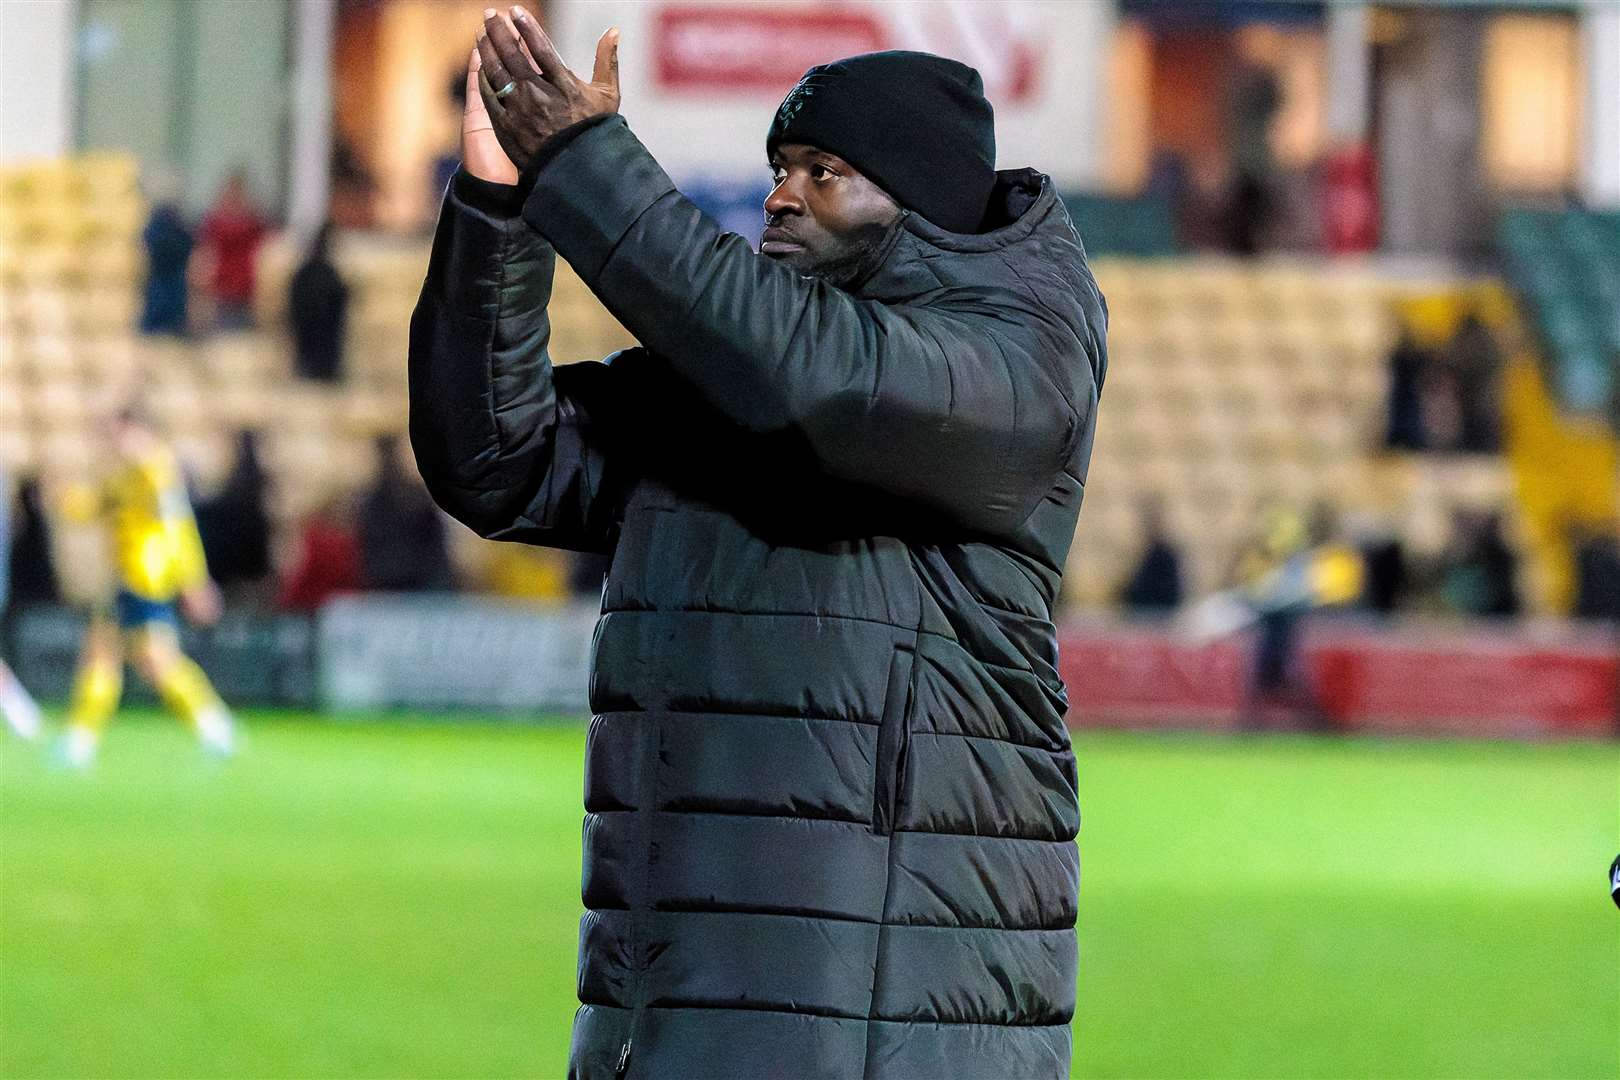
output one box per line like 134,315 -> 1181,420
760,228 -> 804,255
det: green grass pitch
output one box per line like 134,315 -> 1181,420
2,713 -> 1616,1078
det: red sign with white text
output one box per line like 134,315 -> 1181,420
654,5 -> 887,93
651,2 -> 1042,102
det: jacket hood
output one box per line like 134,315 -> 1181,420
908,167 -> 1055,252
852,168 -> 1095,320
853,166 -> 1108,400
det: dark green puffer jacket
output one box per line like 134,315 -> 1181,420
409,115 -> 1106,1080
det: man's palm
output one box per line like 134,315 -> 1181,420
463,49 -> 518,185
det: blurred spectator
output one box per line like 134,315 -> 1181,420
138,173 -> 194,337
332,134 -> 374,193
277,495 -> 361,612
1224,64 -> 1282,255
1440,509 -> 1520,617
0,461 -> 9,619
1384,329 -> 1431,451
329,133 -> 378,229
1144,149 -> 1190,212
358,435 -> 454,592
1443,312 -> 1503,453
196,431 -> 274,607
6,476 -> 57,606
0,460 -> 43,741
1571,519 -> 1620,623
1420,364 -> 1467,452
1356,522 -> 1408,616
289,222 -> 349,382
198,169 -> 269,331
1119,499 -> 1183,612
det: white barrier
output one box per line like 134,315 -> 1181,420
316,596 -> 597,713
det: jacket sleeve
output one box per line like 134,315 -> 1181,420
520,116 -> 1080,537
408,168 -> 623,553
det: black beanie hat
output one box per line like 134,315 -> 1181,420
766,51 -> 996,235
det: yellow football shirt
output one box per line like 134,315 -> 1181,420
64,446 -> 208,602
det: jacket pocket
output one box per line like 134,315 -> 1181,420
872,644 -> 916,836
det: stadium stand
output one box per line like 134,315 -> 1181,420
1074,259 -> 1524,606
1,155 -> 633,598
0,154 -> 1566,613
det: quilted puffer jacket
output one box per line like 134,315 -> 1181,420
409,115 -> 1106,1080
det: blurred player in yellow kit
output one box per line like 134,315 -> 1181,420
56,407 -> 236,768
1235,507 -> 1364,730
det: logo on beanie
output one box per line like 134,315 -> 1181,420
776,75 -> 820,130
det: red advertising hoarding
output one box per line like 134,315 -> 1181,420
1059,621 -> 1619,739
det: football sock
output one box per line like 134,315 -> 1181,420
154,655 -> 227,737
67,657 -> 122,736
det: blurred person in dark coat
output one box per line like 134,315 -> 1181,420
410,16 -> 1104,1078
196,431 -> 274,607
6,475 -> 58,607
289,222 -> 350,382
1571,518 -> 1620,623
139,172 -> 194,337
1384,329 -> 1431,451
1120,498 -> 1183,612
1224,63 -> 1281,255
0,461 -> 43,740
1353,516 -> 1408,616
1440,508 -> 1520,618
358,435 -> 453,592
1444,312 -> 1503,453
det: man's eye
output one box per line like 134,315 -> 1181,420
811,164 -> 835,181
770,169 -> 786,185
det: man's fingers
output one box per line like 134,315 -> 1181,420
509,5 -> 569,86
465,47 -> 483,105
476,32 -> 514,98
516,35 -> 541,74
485,8 -> 539,85
475,66 -> 507,121
591,27 -> 620,92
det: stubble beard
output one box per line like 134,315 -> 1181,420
777,219 -> 900,291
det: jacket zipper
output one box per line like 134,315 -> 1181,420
872,644 -> 916,836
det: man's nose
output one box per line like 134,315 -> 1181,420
764,179 -> 804,218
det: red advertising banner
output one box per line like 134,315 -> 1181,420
654,5 -> 887,92
651,2 -> 1043,102
1059,620 -> 1620,739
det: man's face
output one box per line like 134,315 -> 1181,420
762,143 -> 901,288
